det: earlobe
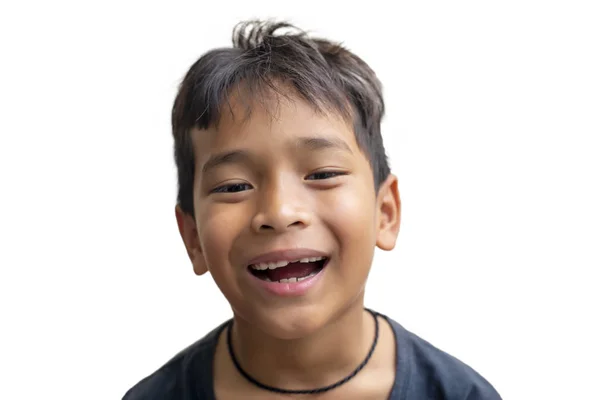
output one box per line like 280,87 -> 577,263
175,205 -> 209,276
375,174 -> 401,251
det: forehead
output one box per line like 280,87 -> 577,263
191,91 -> 360,156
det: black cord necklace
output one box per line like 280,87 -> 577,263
226,309 -> 379,395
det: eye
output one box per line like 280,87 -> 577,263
211,183 -> 253,193
305,171 -> 346,180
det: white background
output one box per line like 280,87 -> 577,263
1,1 -> 598,399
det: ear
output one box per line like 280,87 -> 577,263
375,174 -> 401,251
175,205 -> 209,276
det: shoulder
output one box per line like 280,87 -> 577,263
384,315 -> 502,400
121,321 -> 228,400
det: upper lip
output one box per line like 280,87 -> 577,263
246,248 -> 329,266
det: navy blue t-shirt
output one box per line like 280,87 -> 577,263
123,312 -> 501,399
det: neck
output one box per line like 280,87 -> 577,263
230,298 -> 374,390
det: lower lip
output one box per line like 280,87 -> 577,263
247,262 -> 327,297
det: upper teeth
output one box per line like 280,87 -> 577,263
250,256 -> 325,271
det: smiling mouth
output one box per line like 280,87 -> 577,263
248,257 -> 328,283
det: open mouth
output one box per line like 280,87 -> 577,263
248,257 -> 328,283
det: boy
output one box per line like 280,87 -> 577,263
123,20 -> 501,399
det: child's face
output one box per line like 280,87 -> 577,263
177,91 -> 400,338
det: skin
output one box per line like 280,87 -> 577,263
176,88 -> 401,398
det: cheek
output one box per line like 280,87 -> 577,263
319,179 -> 378,253
198,204 -> 248,272
318,183 -> 376,296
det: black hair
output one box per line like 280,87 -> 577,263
172,20 -> 390,215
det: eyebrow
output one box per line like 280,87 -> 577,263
296,136 -> 353,154
201,136 -> 352,174
201,150 -> 251,174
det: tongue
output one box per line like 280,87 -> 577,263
266,262 -> 320,281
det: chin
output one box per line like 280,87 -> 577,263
239,304 -> 329,340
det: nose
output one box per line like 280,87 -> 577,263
251,178 -> 312,233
